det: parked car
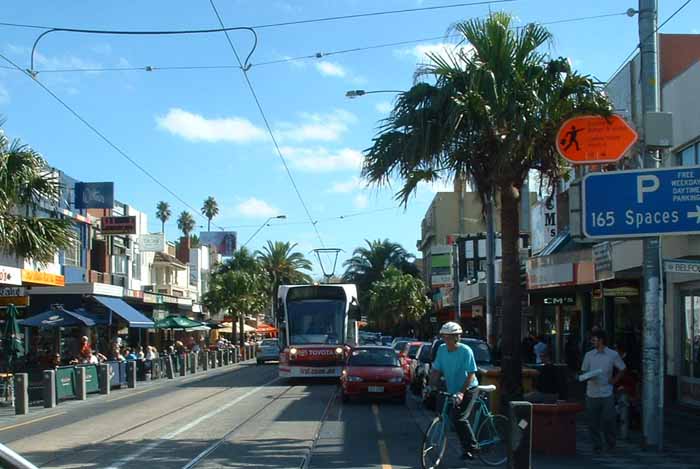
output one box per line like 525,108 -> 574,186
256,338 -> 280,365
390,336 -> 415,347
341,346 -> 407,404
421,337 -> 494,409
409,342 -> 432,395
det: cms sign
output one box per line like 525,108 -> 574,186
543,296 -> 576,306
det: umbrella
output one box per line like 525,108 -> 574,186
2,305 -> 25,371
19,306 -> 96,328
153,315 -> 205,330
255,323 -> 277,334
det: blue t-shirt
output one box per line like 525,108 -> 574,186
432,342 -> 478,394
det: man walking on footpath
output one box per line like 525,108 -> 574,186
429,321 -> 479,460
581,329 -> 626,454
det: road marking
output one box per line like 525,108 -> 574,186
104,376 -> 281,469
0,412 -> 66,432
371,404 -> 392,469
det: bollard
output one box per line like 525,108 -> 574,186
75,366 -> 87,400
165,355 -> 175,379
223,349 -> 230,366
210,351 -> 217,369
202,351 -> 209,371
179,354 -> 187,377
99,364 -> 111,395
508,401 -> 533,469
234,347 -> 239,363
14,373 -> 29,415
127,361 -> 137,388
190,353 -> 197,374
43,369 -> 56,408
227,349 -> 233,365
218,350 -> 224,366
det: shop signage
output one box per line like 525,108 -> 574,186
593,242 -> 614,281
664,259 -> 700,274
74,182 -> 114,209
125,289 -> 144,299
527,263 -> 574,289
0,265 -> 22,286
604,286 -> 639,297
0,296 -> 29,306
0,286 -> 24,297
21,269 -> 65,286
139,233 -> 165,252
583,166 -> 700,238
100,216 -> 137,235
543,295 -> 576,305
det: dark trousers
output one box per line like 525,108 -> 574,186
586,395 -> 616,450
451,393 -> 478,451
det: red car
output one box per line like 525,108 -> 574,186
341,346 -> 407,404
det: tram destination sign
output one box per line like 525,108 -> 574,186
583,166 -> 700,238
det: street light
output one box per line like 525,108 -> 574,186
241,215 -> 286,249
345,89 -> 403,98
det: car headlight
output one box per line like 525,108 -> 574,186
388,376 -> 404,384
346,376 -> 363,382
335,347 -> 343,355
289,347 -> 297,356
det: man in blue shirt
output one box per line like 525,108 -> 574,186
430,321 -> 479,460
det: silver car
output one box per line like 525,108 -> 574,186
256,338 -> 280,364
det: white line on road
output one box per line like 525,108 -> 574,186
104,376 -> 280,469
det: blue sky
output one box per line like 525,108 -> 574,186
2,0 -> 699,277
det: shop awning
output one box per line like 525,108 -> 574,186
93,295 -> 154,328
19,306 -> 96,328
256,323 -> 277,334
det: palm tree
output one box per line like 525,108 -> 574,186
0,129 -> 74,263
256,241 -> 313,321
176,211 -> 195,238
342,239 -> 418,305
156,201 -> 171,233
201,196 -> 219,232
362,13 -> 610,400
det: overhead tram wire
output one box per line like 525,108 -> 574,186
0,52 -> 221,229
604,0 -> 694,86
6,11 -> 630,75
208,0 -> 325,247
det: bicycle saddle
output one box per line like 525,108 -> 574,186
477,385 -> 496,393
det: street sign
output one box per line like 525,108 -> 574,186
583,166 -> 700,238
101,216 -> 136,235
556,114 -> 638,164
593,242 -> 614,281
664,259 -> 700,274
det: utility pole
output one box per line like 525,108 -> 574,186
638,0 -> 662,450
453,241 -> 461,322
486,193 -> 497,347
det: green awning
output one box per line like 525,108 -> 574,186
154,315 -> 204,330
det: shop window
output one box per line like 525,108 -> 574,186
677,143 -> 698,167
63,237 -> 81,267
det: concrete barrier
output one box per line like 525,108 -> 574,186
99,364 -> 111,395
75,367 -> 87,400
43,370 -> 56,408
127,361 -> 136,388
14,373 -> 28,415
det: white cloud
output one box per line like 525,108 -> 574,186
156,108 -> 266,143
375,101 -> 393,114
328,176 -> 363,193
353,194 -> 369,209
276,109 -> 357,143
0,84 -> 9,104
315,61 -> 346,77
236,197 -> 281,218
397,42 -> 473,64
281,146 -> 363,172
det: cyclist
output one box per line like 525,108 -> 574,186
429,321 -> 479,460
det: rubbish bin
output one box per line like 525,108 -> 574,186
531,402 -> 584,456
479,367 -> 540,414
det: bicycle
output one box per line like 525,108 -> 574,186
420,384 -> 508,468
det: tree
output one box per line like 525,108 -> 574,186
0,129 -> 74,263
256,241 -> 313,321
368,267 -> 431,334
201,196 -> 219,232
342,239 -> 418,305
156,201 -> 171,233
362,13 -> 610,401
176,211 -> 195,238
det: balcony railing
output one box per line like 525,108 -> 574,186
89,270 -> 126,287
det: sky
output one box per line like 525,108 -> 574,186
2,0 -> 699,277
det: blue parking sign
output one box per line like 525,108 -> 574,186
583,166 -> 700,238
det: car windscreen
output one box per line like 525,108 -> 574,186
393,341 -> 408,352
408,344 -> 421,359
348,349 -> 400,367
287,299 -> 345,345
260,340 -> 278,347
461,340 -> 492,364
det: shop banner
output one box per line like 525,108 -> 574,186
0,265 -> 22,286
140,233 -> 165,252
78,364 -> 100,394
593,242 -> 614,281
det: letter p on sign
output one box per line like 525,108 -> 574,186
637,174 -> 660,203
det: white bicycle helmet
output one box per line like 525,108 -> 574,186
439,321 -> 462,335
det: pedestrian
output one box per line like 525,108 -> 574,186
79,336 -> 93,363
533,336 -> 548,364
581,329 -> 626,454
429,321 -> 479,460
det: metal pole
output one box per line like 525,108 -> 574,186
453,242 -> 461,322
638,0 -> 662,450
486,193 -> 497,347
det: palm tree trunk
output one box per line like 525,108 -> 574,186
207,219 -> 211,232
161,220 -> 165,233
499,184 -> 523,403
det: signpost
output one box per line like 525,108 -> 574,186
583,166 -> 700,238
556,114 -> 638,164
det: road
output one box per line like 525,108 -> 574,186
1,360 -> 464,469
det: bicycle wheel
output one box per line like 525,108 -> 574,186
476,414 -> 508,466
420,416 -> 447,469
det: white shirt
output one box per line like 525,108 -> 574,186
581,346 -> 626,398
533,342 -> 548,364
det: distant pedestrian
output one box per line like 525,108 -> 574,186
533,336 -> 548,364
581,329 -> 626,454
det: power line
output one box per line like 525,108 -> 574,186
208,0 -> 325,248
605,0 -> 694,85
0,52 -> 220,229
0,1 -> 514,33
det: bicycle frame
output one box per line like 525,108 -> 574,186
436,390 -> 498,449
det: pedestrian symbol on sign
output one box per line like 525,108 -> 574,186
560,125 -> 583,152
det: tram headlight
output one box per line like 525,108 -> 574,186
335,347 -> 344,355
289,347 -> 298,357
